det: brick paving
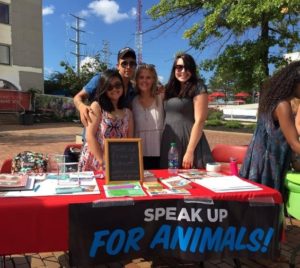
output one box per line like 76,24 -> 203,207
0,123 -> 299,267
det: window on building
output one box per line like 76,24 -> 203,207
0,3 -> 9,24
0,44 -> 10,65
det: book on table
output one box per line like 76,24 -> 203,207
0,173 -> 35,191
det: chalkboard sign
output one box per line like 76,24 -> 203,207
104,138 -> 144,184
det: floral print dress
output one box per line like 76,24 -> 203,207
239,111 -> 292,194
78,108 -> 130,171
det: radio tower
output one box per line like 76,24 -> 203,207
136,0 -> 143,64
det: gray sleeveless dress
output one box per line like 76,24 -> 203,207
160,87 -> 213,169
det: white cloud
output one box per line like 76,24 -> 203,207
79,20 -> 86,28
44,67 -> 55,78
43,5 -> 55,16
78,10 -> 90,18
88,0 -> 132,24
80,57 -> 100,72
158,75 -> 164,83
130,7 -> 137,17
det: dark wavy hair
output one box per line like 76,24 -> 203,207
165,53 -> 206,99
94,69 -> 126,112
259,61 -> 300,115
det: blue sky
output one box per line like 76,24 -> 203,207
42,0 -> 214,84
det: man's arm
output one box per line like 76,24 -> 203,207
74,74 -> 100,127
73,89 -> 92,127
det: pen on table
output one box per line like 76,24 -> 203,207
34,184 -> 40,192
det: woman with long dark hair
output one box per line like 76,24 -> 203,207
240,61 -> 300,193
160,53 -> 213,169
78,69 -> 134,171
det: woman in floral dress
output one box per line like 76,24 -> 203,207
78,69 -> 134,171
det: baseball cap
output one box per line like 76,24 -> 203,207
118,47 -> 136,60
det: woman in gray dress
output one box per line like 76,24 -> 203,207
160,53 -> 213,169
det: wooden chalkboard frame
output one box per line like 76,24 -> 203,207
104,138 -> 144,184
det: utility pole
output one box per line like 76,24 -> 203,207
136,0 -> 143,64
70,14 -> 86,76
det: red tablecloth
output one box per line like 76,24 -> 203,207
0,170 -> 282,255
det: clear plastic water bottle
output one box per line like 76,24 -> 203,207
168,142 -> 179,175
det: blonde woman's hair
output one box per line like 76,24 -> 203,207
135,63 -> 158,97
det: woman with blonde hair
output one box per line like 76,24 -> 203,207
132,63 -> 164,169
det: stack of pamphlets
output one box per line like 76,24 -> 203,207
178,169 -> 207,180
143,170 -> 157,182
54,171 -> 98,194
146,188 -> 191,196
143,181 -> 163,190
0,173 -> 35,191
178,169 -> 224,180
103,182 -> 146,198
160,176 -> 193,189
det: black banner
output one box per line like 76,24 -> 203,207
69,198 -> 283,266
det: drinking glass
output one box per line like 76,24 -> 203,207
57,162 -> 80,186
47,154 -> 65,173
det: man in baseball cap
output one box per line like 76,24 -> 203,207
117,47 -> 136,61
73,47 -> 137,130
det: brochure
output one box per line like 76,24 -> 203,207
103,182 -> 146,198
160,176 -> 192,189
178,169 -> 207,180
178,170 -> 224,180
143,170 -> 157,182
143,181 -> 164,190
146,188 -> 190,196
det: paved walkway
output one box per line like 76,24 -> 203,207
0,123 -> 299,267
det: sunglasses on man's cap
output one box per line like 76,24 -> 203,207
118,47 -> 136,60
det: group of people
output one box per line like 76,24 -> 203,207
74,47 -> 213,173
73,46 -> 300,195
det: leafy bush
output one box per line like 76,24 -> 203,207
244,123 -> 257,131
206,119 -> 223,126
224,120 -> 242,128
207,108 -> 223,120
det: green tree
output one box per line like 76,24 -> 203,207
148,0 -> 300,92
44,55 -> 107,97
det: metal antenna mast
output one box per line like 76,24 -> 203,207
136,0 -> 143,64
70,14 -> 86,76
102,40 -> 111,67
